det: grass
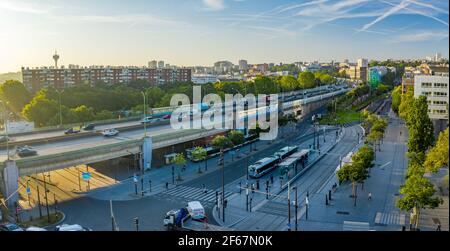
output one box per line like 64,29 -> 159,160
319,110 -> 361,125
18,212 -> 64,228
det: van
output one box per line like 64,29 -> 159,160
55,224 -> 91,231
186,201 -> 205,220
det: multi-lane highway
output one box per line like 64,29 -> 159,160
0,85 -> 349,162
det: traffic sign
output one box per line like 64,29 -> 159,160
26,187 -> 31,194
82,172 -> 92,181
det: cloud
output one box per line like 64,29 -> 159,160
360,0 -> 410,31
389,30 -> 449,43
202,0 -> 225,11
0,0 -> 50,14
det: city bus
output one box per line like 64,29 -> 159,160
248,156 -> 280,178
274,146 -> 299,161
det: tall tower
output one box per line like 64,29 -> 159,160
53,50 -> 60,69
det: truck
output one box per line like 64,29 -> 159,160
163,201 -> 232,231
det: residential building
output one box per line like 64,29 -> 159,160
148,60 -> 158,68
192,74 -> 218,84
414,68 -> 449,133
158,61 -> 165,68
238,60 -> 248,71
22,66 -> 192,91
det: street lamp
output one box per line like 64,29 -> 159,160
55,89 -> 64,127
1,100 -> 10,160
141,91 -> 147,137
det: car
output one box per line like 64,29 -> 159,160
26,226 -> 47,231
140,117 -> 154,124
55,224 -> 92,231
0,135 -> 10,143
102,128 -> 119,137
16,145 -> 37,157
82,123 -> 95,131
0,223 -> 24,231
162,114 -> 171,120
64,128 -> 80,134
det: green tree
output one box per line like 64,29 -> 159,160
0,80 -> 32,114
398,90 -> 414,121
391,86 -> 402,113
229,130 -> 245,146
277,76 -> 299,91
298,72 -> 316,89
211,135 -> 233,150
191,146 -> 208,173
397,174 -> 442,229
70,105 -> 95,123
424,127 -> 449,173
21,90 -> 59,127
407,96 -> 434,154
172,153 -> 186,181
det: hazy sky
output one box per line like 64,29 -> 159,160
0,0 -> 448,72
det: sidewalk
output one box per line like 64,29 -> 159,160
84,123 -> 333,201
211,127 -> 344,229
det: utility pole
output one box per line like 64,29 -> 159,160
134,217 -> 139,231
221,149 -> 225,222
287,183 -> 291,231
110,200 -> 116,231
294,186 -> 298,231
246,186 -> 249,211
42,173 -> 50,222
36,179 -> 42,218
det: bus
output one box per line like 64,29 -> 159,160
274,146 -> 298,160
185,146 -> 220,162
248,156 -> 279,178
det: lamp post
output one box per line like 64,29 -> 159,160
141,91 -> 147,137
55,89 -> 64,128
1,100 -> 10,160
293,186 -> 298,231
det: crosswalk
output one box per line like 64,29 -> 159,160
374,212 -> 407,226
162,185 -> 234,204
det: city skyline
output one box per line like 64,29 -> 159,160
0,0 -> 449,73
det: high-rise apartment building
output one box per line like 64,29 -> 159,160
22,66 -> 192,91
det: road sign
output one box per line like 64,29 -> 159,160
82,172 -> 92,181
26,187 -> 31,194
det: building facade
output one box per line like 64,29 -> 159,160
22,66 -> 192,91
414,74 -> 449,133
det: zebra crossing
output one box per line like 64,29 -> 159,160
374,212 -> 407,226
162,185 -> 234,204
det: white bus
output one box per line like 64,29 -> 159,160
248,156 -> 280,178
274,146 -> 299,160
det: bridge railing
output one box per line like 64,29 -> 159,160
0,128 -> 226,170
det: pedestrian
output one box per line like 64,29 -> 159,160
368,192 -> 372,201
203,184 -> 207,194
165,182 -> 169,190
270,175 -> 274,184
436,223 -> 441,231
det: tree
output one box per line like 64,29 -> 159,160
337,145 -> 373,206
211,135 -> 233,150
191,146 -> 208,173
278,76 -> 299,91
21,90 -> 59,127
397,173 -> 442,229
391,86 -> 402,113
398,90 -> 414,121
229,130 -> 245,146
298,72 -> 316,89
70,105 -> 95,123
172,153 -> 186,181
0,80 -> 32,113
407,96 -> 434,154
424,127 -> 449,173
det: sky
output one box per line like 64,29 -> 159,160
0,0 -> 448,72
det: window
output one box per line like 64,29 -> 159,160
421,82 -> 432,88
434,83 -> 448,88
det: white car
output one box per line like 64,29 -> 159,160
26,226 -> 47,231
55,224 -> 91,231
102,128 -> 119,137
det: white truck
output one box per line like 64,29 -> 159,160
163,201 -> 232,231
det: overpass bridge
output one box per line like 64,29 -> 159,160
0,85 -> 350,207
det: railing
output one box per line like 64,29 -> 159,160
0,128 -> 225,169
